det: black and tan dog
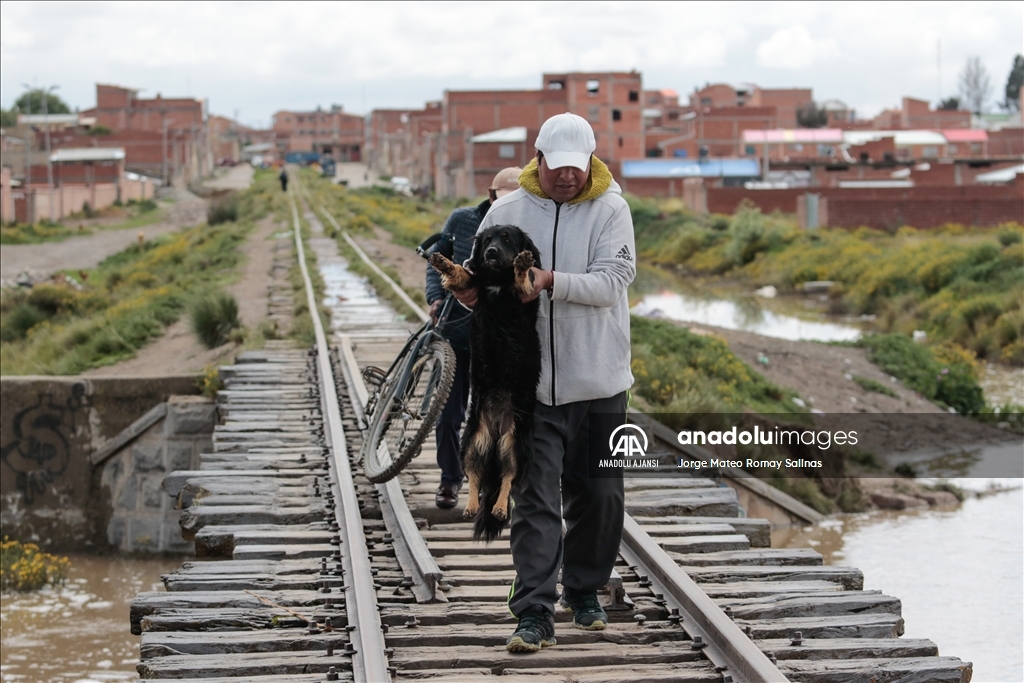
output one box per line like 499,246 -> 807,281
430,225 -> 542,541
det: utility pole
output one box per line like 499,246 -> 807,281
20,84 -> 33,216
162,117 -> 176,187
42,85 -> 57,222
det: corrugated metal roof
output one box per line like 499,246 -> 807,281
743,129 -> 843,143
622,158 -> 761,178
843,130 -> 946,146
18,114 -> 81,125
50,147 -> 125,162
975,164 -> 1023,183
471,127 -> 527,143
942,129 -> 988,142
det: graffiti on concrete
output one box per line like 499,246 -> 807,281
1,383 -> 87,504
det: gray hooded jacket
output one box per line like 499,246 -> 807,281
477,161 -> 636,406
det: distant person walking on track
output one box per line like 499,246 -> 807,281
452,112 -> 636,652
426,167 -> 522,509
279,168 -> 288,192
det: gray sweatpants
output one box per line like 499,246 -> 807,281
507,391 -> 627,617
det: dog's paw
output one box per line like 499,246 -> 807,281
513,251 -> 535,273
462,505 -> 479,520
430,253 -> 454,273
491,504 -> 508,522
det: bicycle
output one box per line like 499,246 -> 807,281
359,233 -> 460,483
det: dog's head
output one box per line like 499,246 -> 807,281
467,225 -> 542,282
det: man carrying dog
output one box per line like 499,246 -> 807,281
454,112 -> 636,652
427,167 -> 522,509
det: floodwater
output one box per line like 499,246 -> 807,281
0,554 -> 180,682
778,482 -> 1024,683
633,290 -> 863,342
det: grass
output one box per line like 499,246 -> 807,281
856,333 -> 984,413
629,196 -> 1024,366
0,171 -> 283,375
629,315 -> 802,419
1,199 -> 164,245
189,292 -> 241,348
851,374 -> 899,398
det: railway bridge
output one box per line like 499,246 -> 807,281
129,176 -> 974,683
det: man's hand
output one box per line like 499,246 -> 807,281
429,300 -> 443,324
452,287 -> 478,309
520,268 -> 553,303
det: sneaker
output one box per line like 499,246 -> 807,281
505,607 -> 556,652
435,483 -> 459,509
560,589 -> 608,631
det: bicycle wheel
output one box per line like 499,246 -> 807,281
362,339 -> 456,483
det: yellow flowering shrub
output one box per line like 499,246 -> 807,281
1,537 -> 70,592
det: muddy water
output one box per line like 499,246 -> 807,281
0,554 -> 180,682
777,483 -> 1024,683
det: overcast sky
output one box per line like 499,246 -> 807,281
2,1 -> 1022,128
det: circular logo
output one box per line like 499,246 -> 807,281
608,424 -> 648,454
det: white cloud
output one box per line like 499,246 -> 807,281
756,24 -> 838,70
1,1 -> 1021,125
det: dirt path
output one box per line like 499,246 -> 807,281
204,164 -> 255,191
0,190 -> 207,282
83,214 -> 281,378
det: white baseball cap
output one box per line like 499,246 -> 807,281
535,112 -> 595,171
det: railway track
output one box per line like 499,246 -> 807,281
130,176 -> 973,682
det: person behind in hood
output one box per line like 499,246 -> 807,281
453,112 -> 636,652
427,167 -> 522,510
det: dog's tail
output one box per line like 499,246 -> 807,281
472,489 -> 509,543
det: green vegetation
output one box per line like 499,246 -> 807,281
0,171 -> 285,375
856,334 -> 984,413
14,89 -> 71,115
1,537 -> 70,592
630,197 -> 1024,366
629,315 -> 801,419
1,199 -> 163,245
189,292 -> 241,348
208,192 -> 241,225
851,374 -> 899,398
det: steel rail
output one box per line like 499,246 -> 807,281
300,184 -> 430,324
303,175 -> 781,679
288,180 -> 391,682
620,515 -> 788,683
336,332 -> 446,604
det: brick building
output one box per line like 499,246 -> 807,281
271,106 -> 364,161
369,71 -> 645,197
365,104 -> 442,189
80,84 -> 211,185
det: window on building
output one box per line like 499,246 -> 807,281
948,144 -> 959,155
970,142 -> 982,154
745,145 -> 756,156
922,146 -> 938,158
700,97 -> 712,106
629,90 -> 639,102
612,109 -> 621,121
668,111 -> 678,120
618,136 -> 623,147
646,148 -> 662,158
588,106 -> 600,122
548,80 -> 565,90
498,144 -> 515,159
586,79 -> 600,96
